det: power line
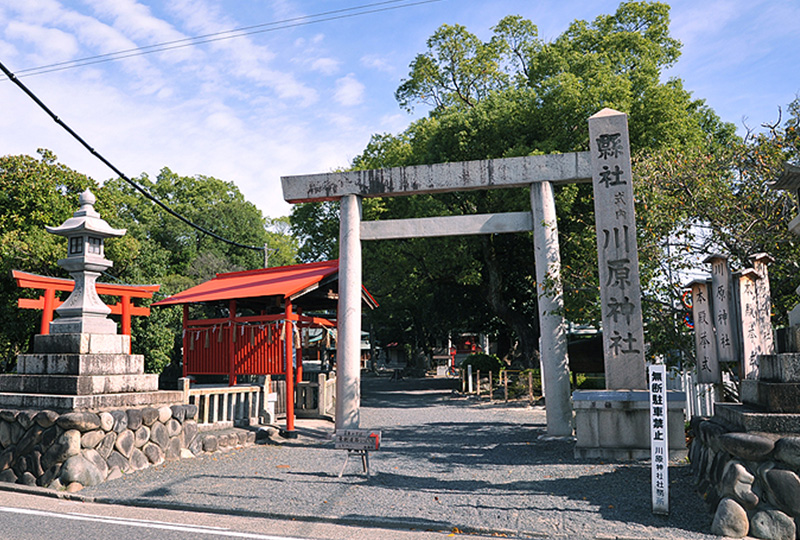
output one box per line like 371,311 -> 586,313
0,60 -> 264,253
7,0 -> 443,78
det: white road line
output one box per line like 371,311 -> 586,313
0,507 -> 314,540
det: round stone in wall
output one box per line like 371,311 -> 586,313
81,430 -> 105,449
751,508 -> 796,540
134,426 -> 150,448
99,412 -> 114,432
158,406 -> 172,424
765,469 -> 800,517
773,436 -> 800,469
711,498 -> 749,538
718,432 -> 775,461
57,412 -> 102,433
126,409 -> 143,431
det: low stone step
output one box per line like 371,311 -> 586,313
17,353 -> 144,376
715,402 -> 800,433
0,390 -> 184,412
33,334 -> 131,355
741,379 -> 800,413
0,374 -> 158,395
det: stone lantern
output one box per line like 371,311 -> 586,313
46,189 -> 126,334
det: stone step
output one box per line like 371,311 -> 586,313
0,390 -> 184,412
16,353 -> 144,376
33,333 -> 131,355
741,379 -> 800,413
0,373 -> 158,395
715,402 -> 800,433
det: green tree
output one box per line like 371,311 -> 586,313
293,1 -> 739,368
634,99 -> 800,366
0,150 -> 95,369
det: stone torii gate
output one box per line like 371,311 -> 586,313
281,109 -> 646,438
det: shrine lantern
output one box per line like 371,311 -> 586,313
45,189 -> 126,334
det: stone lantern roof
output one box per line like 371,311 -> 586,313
46,189 -> 126,238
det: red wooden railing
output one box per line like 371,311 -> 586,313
182,312 -> 334,379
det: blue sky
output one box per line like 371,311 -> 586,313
0,0 -> 798,219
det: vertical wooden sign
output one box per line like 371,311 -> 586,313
705,255 -> 737,364
649,364 -> 669,515
689,279 -> 720,384
589,108 -> 646,390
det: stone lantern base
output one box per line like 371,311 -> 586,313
0,333 -> 182,412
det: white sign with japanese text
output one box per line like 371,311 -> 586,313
649,364 -> 669,515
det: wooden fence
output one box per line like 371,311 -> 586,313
180,372 -> 335,430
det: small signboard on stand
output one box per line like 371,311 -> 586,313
649,364 -> 669,515
335,429 -> 381,477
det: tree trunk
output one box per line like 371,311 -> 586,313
479,236 -> 540,368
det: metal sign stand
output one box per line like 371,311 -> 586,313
338,449 -> 370,477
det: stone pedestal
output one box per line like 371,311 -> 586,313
573,389 -> 687,460
0,332 -> 181,412
714,353 -> 800,432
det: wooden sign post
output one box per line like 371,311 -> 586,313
649,364 -> 669,515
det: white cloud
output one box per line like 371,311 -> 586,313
311,57 -> 339,75
334,74 -> 364,107
4,22 -> 78,64
361,54 -> 394,74
81,0 -> 186,44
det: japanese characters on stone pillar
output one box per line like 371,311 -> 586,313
705,255 -> 737,365
689,279 -> 720,384
589,108 -> 646,390
738,269 -> 763,380
750,253 -> 775,356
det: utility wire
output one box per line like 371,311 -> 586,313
8,0 -> 442,78
0,60 -> 264,253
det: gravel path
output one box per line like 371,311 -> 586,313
81,376 -> 718,540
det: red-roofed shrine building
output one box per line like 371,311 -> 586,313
152,260 -> 377,434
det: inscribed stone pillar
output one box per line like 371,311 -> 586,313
750,253 -> 775,356
588,108 -> 646,390
531,180 -> 573,436
738,269 -> 762,380
689,279 -> 720,384
336,194 -> 362,431
705,255 -> 737,364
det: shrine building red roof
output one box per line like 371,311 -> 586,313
152,260 -> 376,308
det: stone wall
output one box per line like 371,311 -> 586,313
0,404 -> 256,492
690,417 -> 800,539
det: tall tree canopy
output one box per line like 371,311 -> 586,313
292,1 -> 743,368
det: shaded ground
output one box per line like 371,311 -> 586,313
80,375 -> 716,539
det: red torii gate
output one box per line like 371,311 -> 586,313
13,270 -> 159,343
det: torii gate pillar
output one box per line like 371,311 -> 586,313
336,194 -> 362,430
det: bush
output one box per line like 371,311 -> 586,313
461,353 -> 504,373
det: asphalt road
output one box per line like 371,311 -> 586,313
5,375 -> 718,540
